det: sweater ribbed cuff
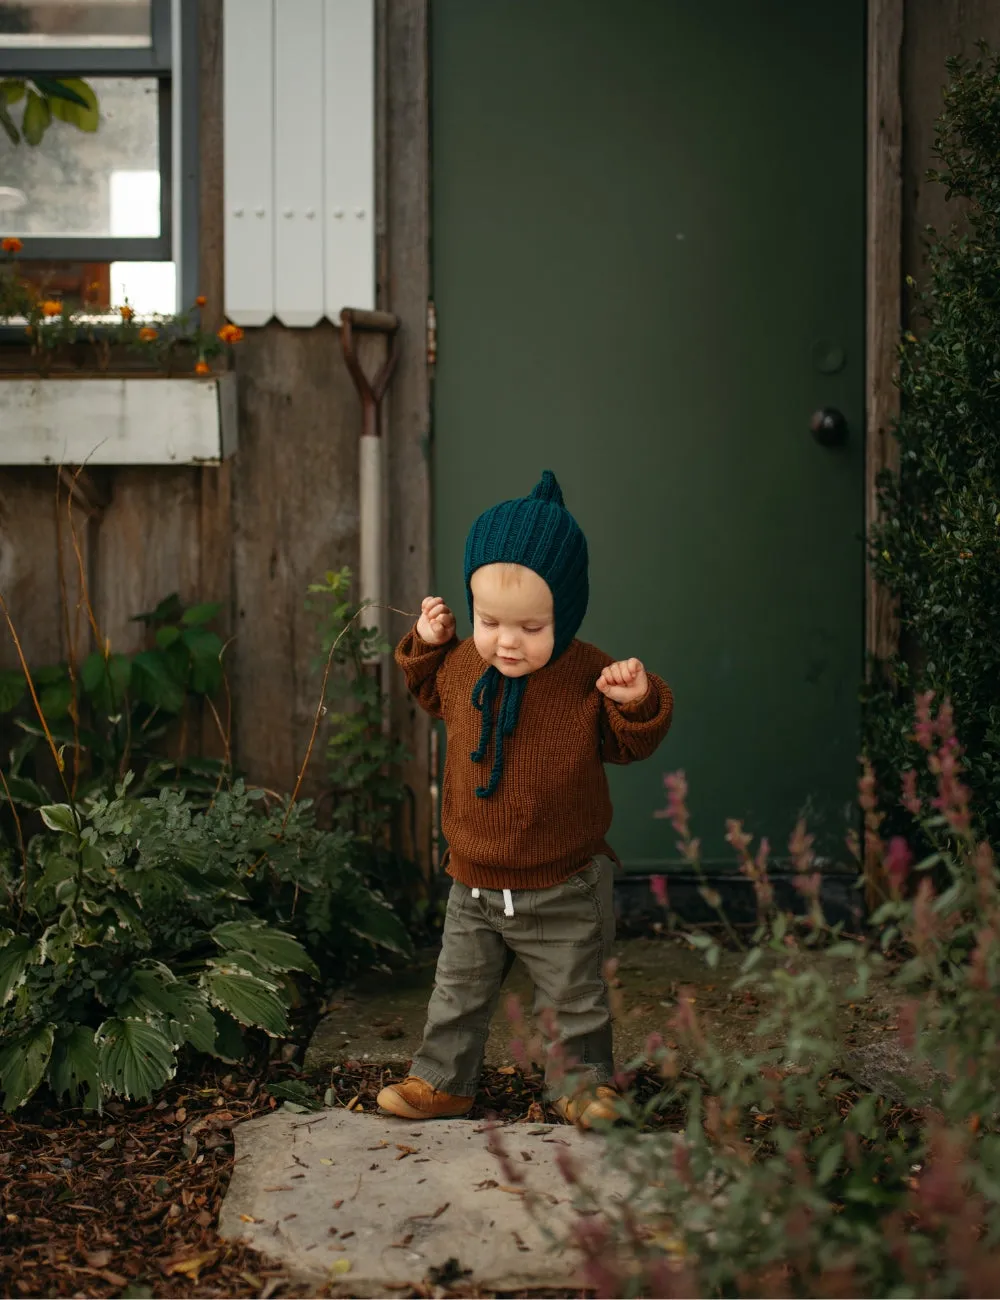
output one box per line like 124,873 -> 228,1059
611,684 -> 659,722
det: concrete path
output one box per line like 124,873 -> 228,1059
219,1109 -> 633,1295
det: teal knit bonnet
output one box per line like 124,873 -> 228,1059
464,470 -> 589,797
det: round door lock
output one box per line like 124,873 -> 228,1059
810,407 -> 848,447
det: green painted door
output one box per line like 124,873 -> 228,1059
430,0 -> 865,869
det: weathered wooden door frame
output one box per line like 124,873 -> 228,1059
383,0 -> 904,874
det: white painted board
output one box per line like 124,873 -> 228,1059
0,379 -> 233,466
274,0 -> 326,327
224,0 -> 275,326
323,0 -> 375,321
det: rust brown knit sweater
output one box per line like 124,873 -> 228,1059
396,628 -> 674,889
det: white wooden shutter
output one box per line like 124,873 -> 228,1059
223,0 -> 375,328
323,0 -> 375,324
223,0 -> 275,326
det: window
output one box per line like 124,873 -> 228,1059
0,0 -> 198,314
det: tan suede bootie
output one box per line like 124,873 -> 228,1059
376,1075 -> 474,1120
552,1085 -> 620,1129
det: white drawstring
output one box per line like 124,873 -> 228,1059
470,886 -> 515,916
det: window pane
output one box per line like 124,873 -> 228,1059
0,77 -> 160,237
109,259 -> 175,313
15,257 -> 175,314
0,1 -> 150,48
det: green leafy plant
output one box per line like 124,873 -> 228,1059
244,796 -> 414,984
866,45 -> 1000,864
0,76 -> 98,147
0,592 -> 229,815
0,781 -> 319,1111
514,696 -> 1000,1297
308,568 -> 429,936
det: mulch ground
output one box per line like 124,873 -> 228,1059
1,1056 -> 675,1300
0,1046 -> 916,1300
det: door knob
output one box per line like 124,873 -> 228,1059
810,407 -> 848,446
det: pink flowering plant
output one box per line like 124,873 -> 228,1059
502,692 -> 1000,1297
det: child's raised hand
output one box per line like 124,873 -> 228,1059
416,596 -> 456,646
596,658 -> 649,705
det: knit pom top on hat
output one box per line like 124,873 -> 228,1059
463,470 -> 589,798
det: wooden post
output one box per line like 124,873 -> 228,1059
865,0 -> 904,667
384,0 -> 433,876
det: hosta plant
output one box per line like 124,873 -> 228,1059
0,781 -> 318,1111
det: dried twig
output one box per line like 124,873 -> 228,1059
0,589 -> 73,808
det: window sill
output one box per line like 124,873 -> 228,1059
0,372 -> 237,466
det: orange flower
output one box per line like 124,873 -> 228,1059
217,323 -> 244,344
119,304 -> 134,321
194,359 -> 211,376
138,326 -> 158,341
1,236 -> 23,254
41,300 -> 62,317
195,294 -> 207,308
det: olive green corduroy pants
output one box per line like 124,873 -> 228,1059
410,855 -> 616,1097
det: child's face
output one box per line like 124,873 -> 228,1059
470,564 -> 555,677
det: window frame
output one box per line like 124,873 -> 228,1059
0,0 -> 199,308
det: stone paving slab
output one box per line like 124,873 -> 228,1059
219,1109 -> 634,1295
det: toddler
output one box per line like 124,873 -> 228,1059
377,471 -> 673,1127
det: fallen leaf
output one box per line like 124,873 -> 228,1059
162,1249 -> 219,1279
330,1258 -> 352,1276
239,1213 -> 263,1223
497,1065 -> 517,1075
320,1157 -> 334,1165
175,1108 -> 187,1123
263,1185 -> 293,1192
396,1144 -> 418,1160
84,1250 -> 111,1268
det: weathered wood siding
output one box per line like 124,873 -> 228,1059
0,0 -> 393,811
